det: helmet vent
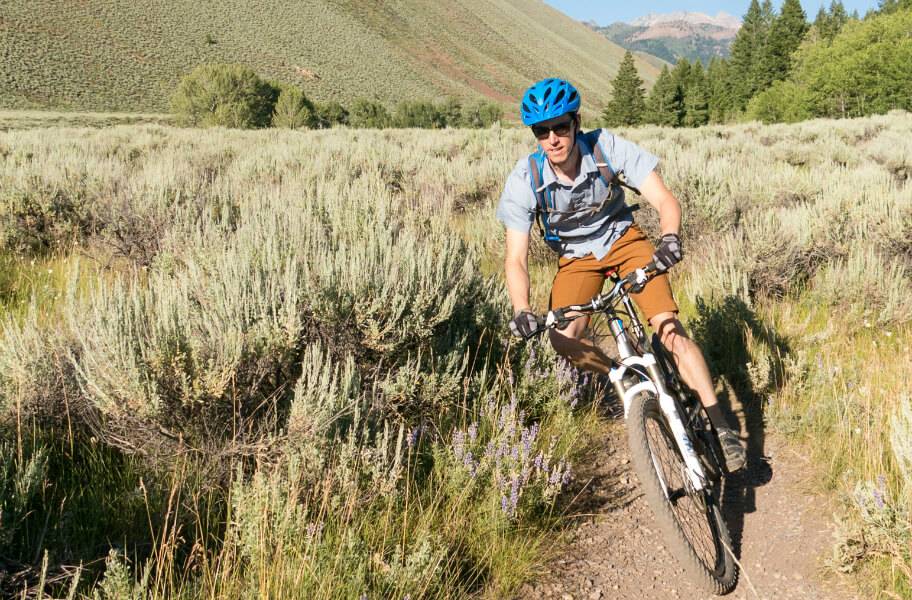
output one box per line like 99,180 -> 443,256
519,78 -> 581,125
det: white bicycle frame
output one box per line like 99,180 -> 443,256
609,352 -> 708,493
545,266 -> 708,493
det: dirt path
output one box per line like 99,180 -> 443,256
519,422 -> 861,600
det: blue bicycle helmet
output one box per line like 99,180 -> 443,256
520,78 -> 581,126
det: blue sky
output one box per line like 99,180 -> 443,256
545,0 -> 881,25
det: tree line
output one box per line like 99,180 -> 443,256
171,64 -> 503,130
603,0 -> 912,127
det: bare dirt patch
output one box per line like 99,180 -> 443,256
519,421 -> 861,599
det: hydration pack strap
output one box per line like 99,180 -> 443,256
584,130 -> 642,197
528,150 -> 559,242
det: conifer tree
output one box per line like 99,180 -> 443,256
684,61 -> 710,127
707,57 -> 734,123
644,66 -> 683,127
752,0 -> 779,91
670,59 -> 693,125
765,0 -> 809,80
602,51 -> 647,127
728,0 -> 764,111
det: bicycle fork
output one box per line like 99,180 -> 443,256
607,318 -> 708,493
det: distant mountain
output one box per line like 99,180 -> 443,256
1,0 -> 663,114
587,12 -> 741,65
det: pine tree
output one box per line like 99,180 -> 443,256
765,0 -> 809,81
728,0 -> 764,111
602,51 -> 647,127
670,59 -> 692,125
684,61 -> 710,127
644,66 -> 683,127
752,0 -> 779,91
707,57 -> 734,123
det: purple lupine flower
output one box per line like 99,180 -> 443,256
463,450 -> 475,469
562,466 -> 572,485
873,486 -> 885,509
407,426 -> 420,449
510,475 -> 521,513
549,468 -> 561,486
501,495 -> 509,514
484,440 -> 496,460
468,422 -> 478,442
569,384 -> 580,409
534,452 -> 544,472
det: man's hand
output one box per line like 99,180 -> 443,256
509,310 -> 541,339
652,233 -> 683,273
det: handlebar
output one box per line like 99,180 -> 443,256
534,261 -> 661,333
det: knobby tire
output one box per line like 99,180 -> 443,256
627,393 -> 738,595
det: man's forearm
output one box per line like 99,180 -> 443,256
658,198 -> 682,237
505,260 -> 532,314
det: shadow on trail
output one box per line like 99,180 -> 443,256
688,295 -> 790,561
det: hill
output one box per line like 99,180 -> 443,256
0,0 -> 663,116
588,12 -> 740,65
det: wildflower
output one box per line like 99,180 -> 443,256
467,422 -> 477,442
510,475 -> 521,514
406,426 -> 420,448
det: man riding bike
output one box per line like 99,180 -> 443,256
498,78 -> 746,473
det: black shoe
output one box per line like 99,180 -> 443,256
716,427 -> 746,473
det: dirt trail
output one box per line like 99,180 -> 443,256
519,421 -> 860,600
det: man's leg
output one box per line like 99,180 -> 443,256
547,255 -> 617,374
649,313 -> 722,420
613,226 -> 746,471
649,313 -> 746,471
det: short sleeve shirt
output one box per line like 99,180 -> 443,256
496,129 -> 658,260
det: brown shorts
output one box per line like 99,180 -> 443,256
549,224 -> 679,322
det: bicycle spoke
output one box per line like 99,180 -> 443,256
644,415 -> 723,573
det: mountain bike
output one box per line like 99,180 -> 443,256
531,263 -> 738,595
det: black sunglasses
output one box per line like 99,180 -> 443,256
531,117 -> 575,140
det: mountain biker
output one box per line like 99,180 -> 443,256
498,78 -> 746,473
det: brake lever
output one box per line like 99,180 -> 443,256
544,308 -> 572,330
625,263 -> 657,293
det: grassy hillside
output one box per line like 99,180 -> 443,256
0,0 -> 662,115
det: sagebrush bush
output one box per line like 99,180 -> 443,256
170,64 -> 279,129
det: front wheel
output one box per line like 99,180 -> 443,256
627,393 -> 738,595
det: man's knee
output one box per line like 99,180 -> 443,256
650,312 -> 690,353
548,318 -> 587,358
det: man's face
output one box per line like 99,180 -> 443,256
531,114 -> 577,165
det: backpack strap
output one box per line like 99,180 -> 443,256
582,130 -> 642,197
527,148 -> 559,242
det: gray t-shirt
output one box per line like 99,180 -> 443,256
496,129 -> 658,260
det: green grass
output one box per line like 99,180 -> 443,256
0,0 -> 663,117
